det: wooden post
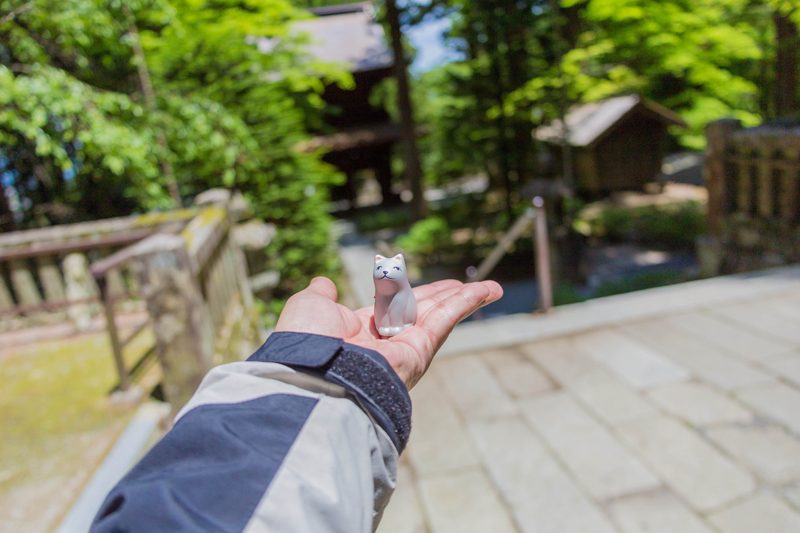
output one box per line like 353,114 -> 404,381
756,145 -> 775,218
0,267 -> 13,312
36,256 -> 66,304
63,253 -> 99,331
97,275 -> 130,391
533,197 -> 553,312
9,259 -> 40,308
229,237 -> 253,311
739,150 -> 755,215
781,149 -> 799,222
704,119 -> 741,237
130,234 -> 214,411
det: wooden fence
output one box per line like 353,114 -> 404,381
704,119 -> 800,273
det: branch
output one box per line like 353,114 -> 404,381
0,1 -> 33,26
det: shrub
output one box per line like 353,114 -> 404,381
354,207 -> 412,233
592,270 -> 686,298
576,201 -> 706,249
395,216 -> 453,257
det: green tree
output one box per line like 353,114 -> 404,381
1,0 -> 348,293
411,1 -> 544,216
510,0 -> 772,149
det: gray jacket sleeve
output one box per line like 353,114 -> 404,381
91,332 -> 412,533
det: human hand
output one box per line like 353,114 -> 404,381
275,277 -> 503,389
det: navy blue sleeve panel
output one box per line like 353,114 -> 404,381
249,332 -> 412,452
91,394 -> 317,533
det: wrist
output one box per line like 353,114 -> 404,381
248,331 -> 412,452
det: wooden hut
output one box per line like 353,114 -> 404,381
534,95 -> 686,195
287,3 -> 401,208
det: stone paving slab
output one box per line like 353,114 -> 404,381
736,381 -> 800,436
573,329 -> 690,389
617,416 -> 755,511
705,425 -> 800,484
646,382 -> 752,427
519,337 -> 598,384
481,348 -> 554,399
406,371 -> 481,476
520,392 -> 659,501
662,310 -> 793,363
786,484 -> 800,510
566,368 -> 657,427
434,355 -> 517,420
760,353 -> 800,388
620,319 -> 774,391
468,417 -> 616,533
708,492 -> 800,533
417,468 -> 517,533
606,490 -> 714,533
712,301 -> 800,345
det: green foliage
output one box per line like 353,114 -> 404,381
395,215 -> 453,256
508,0 -> 772,149
553,269 -> 687,304
411,1 -> 542,210
409,0 -> 793,198
353,206 -> 412,233
575,201 -> 706,248
553,283 -> 589,305
1,0 -> 350,293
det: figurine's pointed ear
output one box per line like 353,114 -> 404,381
374,254 -> 385,262
392,253 -> 405,263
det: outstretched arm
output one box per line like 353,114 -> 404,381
92,277 -> 502,533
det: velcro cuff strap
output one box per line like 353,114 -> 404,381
248,331 -> 412,452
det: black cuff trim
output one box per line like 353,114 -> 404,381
248,332 -> 412,452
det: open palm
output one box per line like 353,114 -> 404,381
275,277 -> 503,388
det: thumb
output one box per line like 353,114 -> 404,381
305,276 -> 338,302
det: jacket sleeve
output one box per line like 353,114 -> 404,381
91,331 -> 412,533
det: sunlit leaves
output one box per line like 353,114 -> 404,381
0,0 -> 347,291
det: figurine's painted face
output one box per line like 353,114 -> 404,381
373,254 -> 408,285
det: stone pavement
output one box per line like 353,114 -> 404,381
378,268 -> 800,533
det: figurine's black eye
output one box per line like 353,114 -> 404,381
376,265 -> 381,270
393,266 -> 401,271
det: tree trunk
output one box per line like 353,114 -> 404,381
125,6 -> 182,207
385,0 -> 427,220
484,9 -> 513,218
775,12 -> 798,116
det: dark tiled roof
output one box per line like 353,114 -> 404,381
535,95 -> 686,147
295,3 -> 393,73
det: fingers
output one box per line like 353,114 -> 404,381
354,279 -> 463,315
412,279 -> 463,300
419,280 -> 503,350
305,276 -> 338,302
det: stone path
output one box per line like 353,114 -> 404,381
378,268 -> 800,533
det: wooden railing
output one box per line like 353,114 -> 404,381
0,209 -> 197,330
704,119 -> 800,273
90,192 -> 260,409
2,189 -> 264,412
466,197 -> 553,312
